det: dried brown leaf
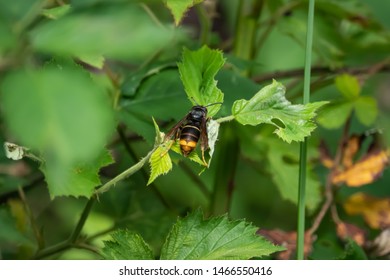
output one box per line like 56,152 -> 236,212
332,148 -> 389,187
336,222 -> 366,246
341,134 -> 363,169
258,229 -> 313,260
343,192 -> 390,229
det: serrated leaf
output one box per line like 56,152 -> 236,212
335,74 -> 361,100
102,229 -> 154,260
317,100 -> 354,129
40,149 -> 114,198
160,209 -> 283,260
354,96 -> 378,126
152,117 -> 165,146
147,143 -> 173,185
165,0 -> 203,26
178,46 -> 225,117
232,80 -> 328,142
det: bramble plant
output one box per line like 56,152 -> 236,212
147,46 -> 327,185
0,0 -> 389,260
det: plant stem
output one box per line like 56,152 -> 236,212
233,0 -> 264,76
95,148 -> 156,195
297,140 -> 308,260
216,115 -> 235,123
196,4 -> 211,46
68,198 -> 95,243
116,126 -> 172,210
296,0 -> 315,260
14,0 -> 46,34
34,197 -> 96,259
308,115 -> 352,236
34,240 -> 69,259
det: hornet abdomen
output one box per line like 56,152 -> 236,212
179,124 -> 201,156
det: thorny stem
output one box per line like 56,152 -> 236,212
307,115 -> 352,236
116,126 -> 172,210
94,148 -> 156,195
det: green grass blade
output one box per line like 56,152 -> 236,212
297,0 -> 316,260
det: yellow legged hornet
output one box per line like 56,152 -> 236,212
164,103 -> 221,164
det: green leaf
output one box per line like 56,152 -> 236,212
30,4 -> 175,60
339,239 -> 368,260
335,74 -> 361,99
206,119 -> 220,166
178,46 -> 225,117
147,143 -> 173,185
119,69 -> 188,144
0,66 -> 115,198
160,209 -> 283,260
77,53 -> 105,69
232,80 -> 328,142
317,100 -> 354,129
40,149 -> 114,198
170,141 -> 205,166
152,117 -> 164,146
0,66 -> 114,165
102,229 -> 154,260
266,141 -> 322,212
354,96 -> 378,126
165,0 -> 203,25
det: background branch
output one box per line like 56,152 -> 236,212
253,63 -> 390,83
